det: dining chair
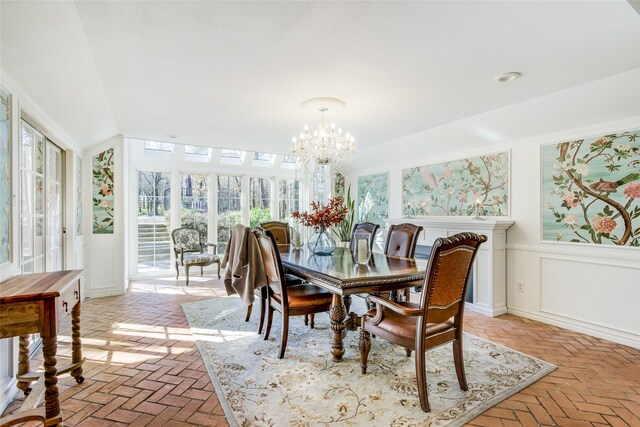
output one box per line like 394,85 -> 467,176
255,227 -> 333,359
384,223 -> 424,301
260,221 -> 291,245
171,227 -> 220,286
259,220 -> 314,325
349,222 -> 380,253
359,232 -> 487,412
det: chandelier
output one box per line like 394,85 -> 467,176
290,98 -> 355,173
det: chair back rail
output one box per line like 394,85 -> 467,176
349,222 -> 380,253
260,221 -> 291,245
383,223 -> 424,258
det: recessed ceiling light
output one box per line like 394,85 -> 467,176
166,134 -> 178,139
494,72 -> 522,83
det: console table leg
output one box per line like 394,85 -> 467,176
42,335 -> 61,426
70,302 -> 84,383
329,294 -> 346,362
17,335 -> 31,396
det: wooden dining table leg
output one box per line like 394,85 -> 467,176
329,293 -> 347,362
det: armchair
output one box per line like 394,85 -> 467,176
171,227 -> 221,286
359,232 -> 487,412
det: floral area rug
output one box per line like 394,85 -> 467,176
182,297 -> 555,427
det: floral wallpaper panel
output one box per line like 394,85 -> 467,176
542,130 -> 640,246
402,152 -> 509,217
358,172 -> 389,226
92,148 -> 114,234
77,155 -> 83,236
0,88 -> 11,264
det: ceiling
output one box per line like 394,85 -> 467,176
1,1 -> 639,153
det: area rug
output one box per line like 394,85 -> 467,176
182,297 -> 555,426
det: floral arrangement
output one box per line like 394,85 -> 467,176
292,197 -> 347,231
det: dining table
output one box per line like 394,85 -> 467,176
279,246 -> 428,362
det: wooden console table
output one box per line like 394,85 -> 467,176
0,270 -> 85,427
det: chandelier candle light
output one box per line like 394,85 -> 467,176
290,98 -> 356,173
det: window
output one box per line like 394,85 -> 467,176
221,149 -> 241,158
181,174 -> 209,241
137,171 -> 171,272
185,145 -> 211,156
0,88 -> 11,264
217,175 -> 242,254
282,155 -> 294,163
144,140 -> 174,152
254,152 -> 272,161
279,179 -> 300,221
249,177 -> 272,227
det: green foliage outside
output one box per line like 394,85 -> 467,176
250,207 -> 272,228
181,209 -> 208,240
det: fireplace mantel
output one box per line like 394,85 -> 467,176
387,217 -> 514,317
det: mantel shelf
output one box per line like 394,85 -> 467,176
387,217 -> 514,232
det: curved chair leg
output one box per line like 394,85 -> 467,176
405,348 -> 412,357
278,312 -> 289,359
453,338 -> 468,391
264,306 -> 274,340
304,315 -> 309,326
309,314 -> 315,329
415,344 -> 431,412
185,266 -> 190,286
404,288 -> 411,302
175,262 -> 180,280
217,262 -> 221,279
245,304 -> 253,322
257,295 -> 266,334
200,266 -> 204,276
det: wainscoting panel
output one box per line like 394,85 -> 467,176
539,256 -> 640,335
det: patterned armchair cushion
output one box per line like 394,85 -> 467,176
172,228 -> 202,252
183,253 -> 219,265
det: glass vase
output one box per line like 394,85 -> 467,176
307,227 -> 336,255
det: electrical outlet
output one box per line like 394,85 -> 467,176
516,282 -> 525,293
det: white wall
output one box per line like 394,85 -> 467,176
83,135 -> 127,298
347,69 -> 640,348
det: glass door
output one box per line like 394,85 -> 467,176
46,142 -> 63,271
137,171 -> 171,273
19,120 -> 64,273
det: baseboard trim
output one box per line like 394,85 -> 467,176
507,307 -> 640,349
467,303 -> 508,318
86,289 -> 125,299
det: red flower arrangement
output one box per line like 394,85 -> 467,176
292,197 -> 347,231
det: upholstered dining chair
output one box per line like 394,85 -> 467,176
383,223 -> 424,301
260,221 -> 291,245
349,222 -> 380,253
251,221 -> 314,333
359,232 -> 487,412
254,227 -> 333,359
171,227 -> 221,286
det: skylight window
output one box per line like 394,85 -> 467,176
221,149 -> 242,158
144,140 -> 174,152
254,152 -> 272,161
185,145 -> 211,156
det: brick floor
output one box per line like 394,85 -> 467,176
3,273 -> 640,426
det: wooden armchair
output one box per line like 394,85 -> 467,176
254,227 -> 333,359
260,221 -> 291,246
359,232 -> 487,412
349,222 -> 380,253
171,227 -> 221,286
383,223 -> 424,301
